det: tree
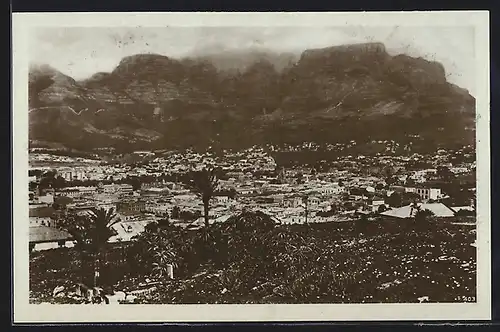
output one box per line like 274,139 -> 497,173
29,181 -> 38,192
171,206 -> 181,219
38,177 -> 53,191
85,207 -> 120,287
402,192 -> 421,206
377,204 -> 388,213
53,196 -> 73,209
58,208 -> 120,288
437,166 -> 455,181
132,228 -> 177,279
405,178 -> 416,187
55,211 -> 93,283
52,176 -> 67,190
414,209 -> 435,224
179,210 -> 200,221
455,209 -> 475,217
387,192 -> 402,207
158,213 -> 170,228
185,168 -> 219,228
385,176 -> 397,186
383,166 -> 394,178
227,188 -> 237,200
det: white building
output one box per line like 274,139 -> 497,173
371,200 -> 386,212
38,193 -> 54,205
59,169 -> 87,181
405,187 -> 442,201
102,183 -> 134,194
213,196 -> 230,204
319,183 -> 343,196
59,186 -> 97,198
281,196 -> 303,208
380,203 -> 455,219
109,220 -> 151,243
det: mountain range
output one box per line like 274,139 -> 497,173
28,42 -> 476,153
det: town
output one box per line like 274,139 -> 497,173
29,142 -> 476,251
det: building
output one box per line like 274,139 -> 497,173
450,205 -> 475,213
102,183 -> 134,194
59,169 -> 87,181
119,183 -> 134,193
141,181 -> 168,190
319,183 -> 343,196
58,187 -> 79,198
29,206 -> 55,227
38,193 -> 54,205
370,199 -> 386,212
117,199 -> 146,214
213,196 -> 230,204
140,188 -> 169,200
109,220 -> 150,243
405,187 -> 442,201
145,203 -> 171,216
58,186 -> 97,198
236,187 -> 259,196
281,196 -> 303,208
308,196 -> 321,207
29,226 -> 74,251
380,203 -> 455,219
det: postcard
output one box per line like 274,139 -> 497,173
12,11 -> 490,322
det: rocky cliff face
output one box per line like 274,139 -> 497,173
28,42 -> 475,152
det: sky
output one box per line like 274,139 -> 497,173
30,26 -> 475,95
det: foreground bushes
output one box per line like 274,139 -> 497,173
131,212 -> 477,303
30,212 -> 476,304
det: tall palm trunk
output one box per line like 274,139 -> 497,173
203,196 -> 210,228
79,246 -> 93,285
93,251 -> 100,287
79,247 -> 86,284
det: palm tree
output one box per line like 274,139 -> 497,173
409,202 -> 420,218
186,168 -> 219,228
56,211 -> 93,282
86,207 -> 120,287
132,228 -> 177,279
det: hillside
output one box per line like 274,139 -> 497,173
30,213 -> 476,304
28,42 -> 476,152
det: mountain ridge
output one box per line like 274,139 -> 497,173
28,42 -> 475,153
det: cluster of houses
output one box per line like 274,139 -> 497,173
28,145 -> 476,251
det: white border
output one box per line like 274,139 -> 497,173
12,11 -> 491,323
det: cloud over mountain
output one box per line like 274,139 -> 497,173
29,42 -> 475,152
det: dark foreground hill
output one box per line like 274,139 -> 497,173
28,42 -> 475,152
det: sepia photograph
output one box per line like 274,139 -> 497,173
12,11 -> 490,322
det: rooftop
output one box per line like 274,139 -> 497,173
30,226 -> 73,243
29,206 -> 55,218
381,203 -> 455,219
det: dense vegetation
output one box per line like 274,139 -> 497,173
30,212 -> 476,304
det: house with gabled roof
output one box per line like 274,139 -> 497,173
380,202 -> 455,219
29,225 -> 74,251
